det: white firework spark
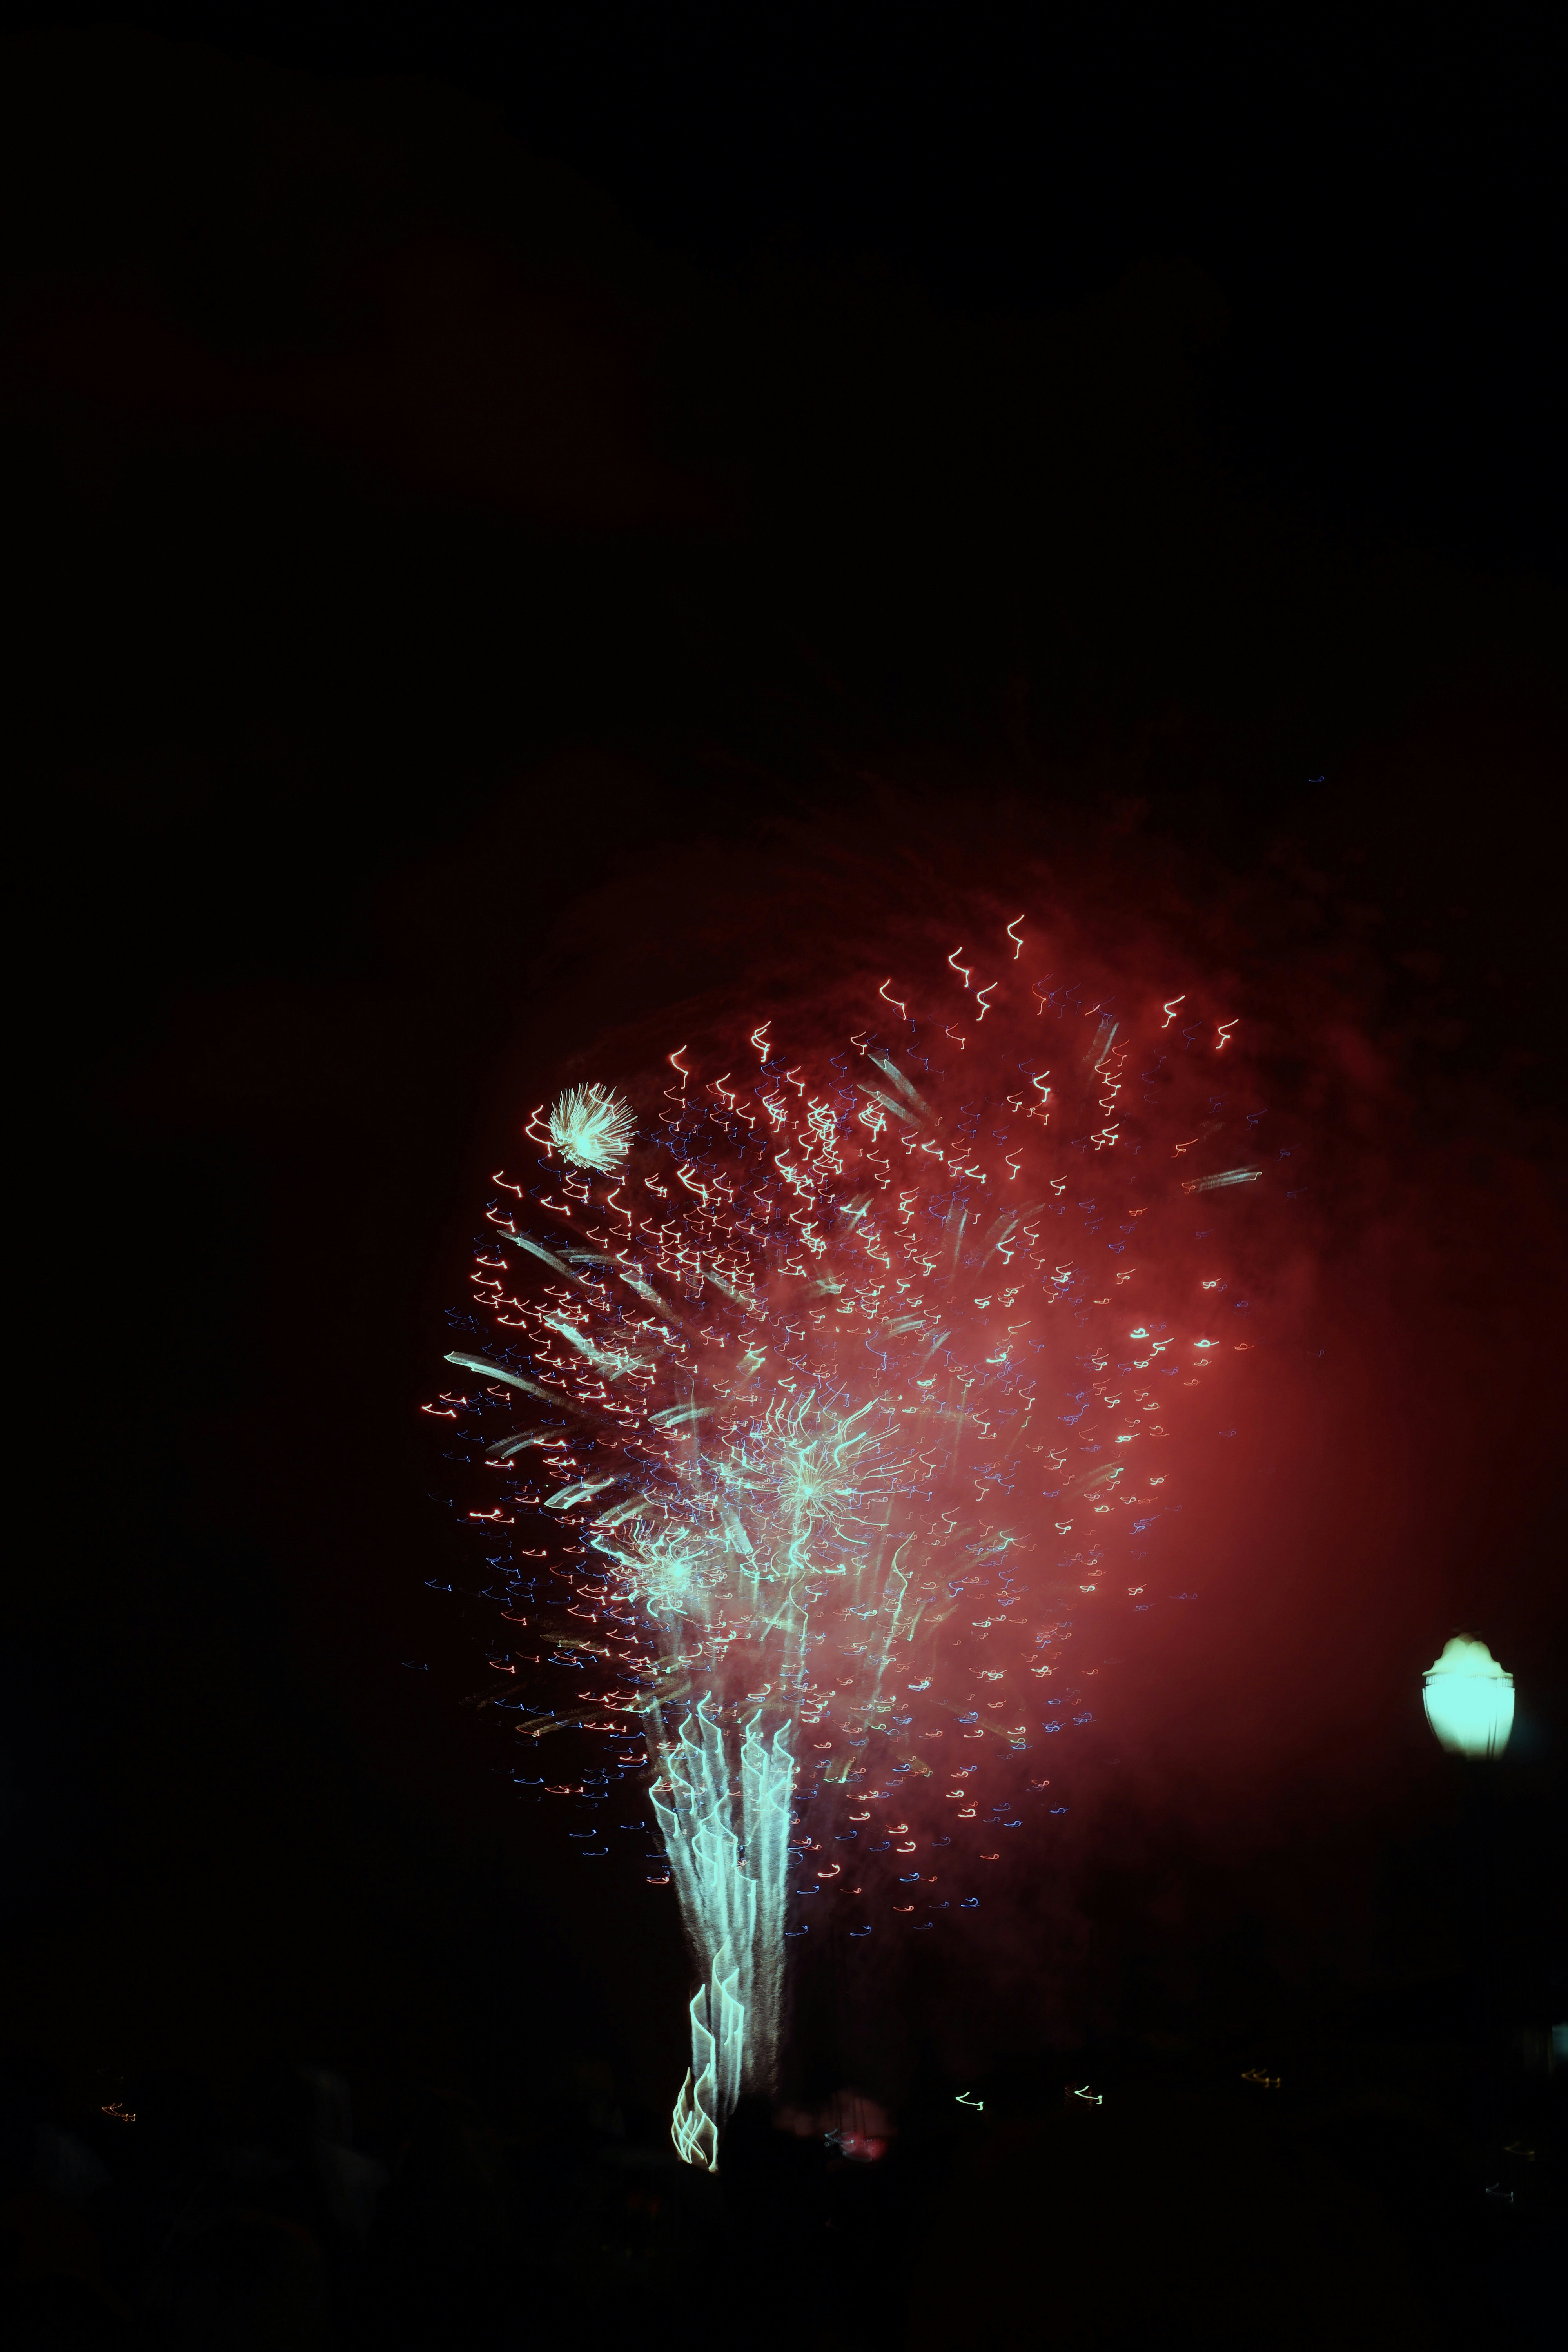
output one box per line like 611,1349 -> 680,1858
548,1082 -> 637,1172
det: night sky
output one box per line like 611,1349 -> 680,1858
9,10 -> 1563,2139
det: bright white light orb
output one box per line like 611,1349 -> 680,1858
1422,1634 -> 1514,1759
547,1083 -> 636,1173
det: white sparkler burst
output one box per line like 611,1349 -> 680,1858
548,1082 -> 637,1172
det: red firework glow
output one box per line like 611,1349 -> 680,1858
428,892 -> 1312,2160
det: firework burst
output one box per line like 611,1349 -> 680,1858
546,1081 -> 637,1172
430,913 -> 1284,2163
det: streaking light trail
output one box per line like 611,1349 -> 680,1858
428,912 -> 1285,2165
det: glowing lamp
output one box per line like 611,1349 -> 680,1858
1422,1635 -> 1514,1759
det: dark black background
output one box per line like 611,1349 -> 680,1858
7,5 -> 1563,2141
